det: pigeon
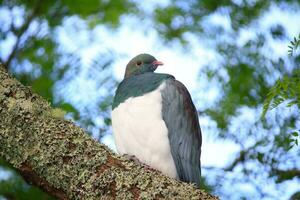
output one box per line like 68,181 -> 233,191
112,53 -> 202,187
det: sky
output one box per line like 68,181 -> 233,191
0,1 -> 300,199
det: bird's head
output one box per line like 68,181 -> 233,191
124,54 -> 163,78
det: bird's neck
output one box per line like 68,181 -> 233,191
112,73 -> 174,109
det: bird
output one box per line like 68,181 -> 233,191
111,53 -> 202,187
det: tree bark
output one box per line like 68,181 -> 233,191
0,64 -> 218,200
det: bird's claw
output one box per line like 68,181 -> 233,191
123,154 -> 156,172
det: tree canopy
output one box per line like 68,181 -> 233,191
0,0 -> 299,199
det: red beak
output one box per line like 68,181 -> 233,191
152,60 -> 164,66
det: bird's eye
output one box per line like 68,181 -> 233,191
136,61 -> 142,66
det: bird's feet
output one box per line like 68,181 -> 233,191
123,154 -> 140,163
123,154 -> 156,172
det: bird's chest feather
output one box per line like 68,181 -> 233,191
111,83 -> 177,178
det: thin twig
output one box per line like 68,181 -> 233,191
4,0 -> 42,70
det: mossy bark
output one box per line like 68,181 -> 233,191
0,64 -> 218,200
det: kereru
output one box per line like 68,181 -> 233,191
112,53 -> 202,187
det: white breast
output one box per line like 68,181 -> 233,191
111,82 -> 177,178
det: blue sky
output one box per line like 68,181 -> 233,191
0,1 -> 300,199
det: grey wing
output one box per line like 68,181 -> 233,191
161,78 -> 202,187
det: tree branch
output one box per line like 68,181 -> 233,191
3,0 -> 42,70
273,168 -> 300,183
222,141 -> 266,172
0,65 -> 218,199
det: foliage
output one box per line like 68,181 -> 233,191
262,71 -> 300,118
262,35 -> 300,149
0,0 -> 300,199
0,159 -> 54,199
288,34 -> 300,56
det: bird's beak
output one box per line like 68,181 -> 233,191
152,60 -> 164,66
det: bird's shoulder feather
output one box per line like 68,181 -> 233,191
112,73 -> 174,109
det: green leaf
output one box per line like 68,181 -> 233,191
291,132 -> 299,137
257,152 -> 264,163
59,103 -> 78,113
